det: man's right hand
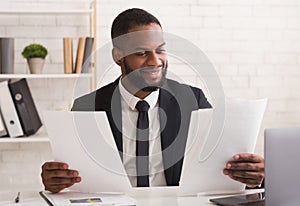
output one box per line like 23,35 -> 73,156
41,162 -> 81,193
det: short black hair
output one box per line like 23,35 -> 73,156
111,8 -> 162,46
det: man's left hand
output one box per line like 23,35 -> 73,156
223,153 -> 264,188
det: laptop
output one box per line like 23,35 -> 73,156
264,126 -> 300,206
210,126 -> 300,206
209,192 -> 265,206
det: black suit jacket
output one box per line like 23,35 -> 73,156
72,78 -> 212,186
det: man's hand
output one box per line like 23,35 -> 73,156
223,153 -> 264,188
41,162 -> 81,193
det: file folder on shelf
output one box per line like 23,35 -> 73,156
0,81 -> 23,137
0,110 -> 8,137
8,78 -> 42,136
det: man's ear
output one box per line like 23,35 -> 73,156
112,47 -> 123,66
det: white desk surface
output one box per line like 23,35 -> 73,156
0,189 -> 264,206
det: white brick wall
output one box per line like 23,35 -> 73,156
1,0 -> 300,191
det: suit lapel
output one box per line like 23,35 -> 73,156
159,87 -> 182,186
109,86 -> 123,155
95,78 -> 123,155
159,81 -> 198,186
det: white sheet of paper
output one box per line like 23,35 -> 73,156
179,98 -> 267,195
44,111 -> 182,197
43,111 -> 132,193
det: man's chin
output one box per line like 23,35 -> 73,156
141,86 -> 159,92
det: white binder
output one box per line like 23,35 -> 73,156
0,110 -> 7,136
0,81 -> 23,137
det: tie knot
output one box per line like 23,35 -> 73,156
135,100 -> 150,112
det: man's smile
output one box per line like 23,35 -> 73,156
140,68 -> 162,79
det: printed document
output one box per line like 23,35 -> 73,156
180,98 -> 267,195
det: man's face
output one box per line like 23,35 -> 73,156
118,23 -> 168,92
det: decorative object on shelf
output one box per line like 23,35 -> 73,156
0,37 -> 15,74
22,43 -> 48,74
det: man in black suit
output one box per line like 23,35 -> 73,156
41,8 -> 264,193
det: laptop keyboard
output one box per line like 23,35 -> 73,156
240,200 -> 265,206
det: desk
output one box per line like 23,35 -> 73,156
0,189 -> 264,206
0,191 -> 47,206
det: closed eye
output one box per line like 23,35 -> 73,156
156,48 -> 166,54
135,51 -> 147,56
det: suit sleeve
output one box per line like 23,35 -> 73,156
71,91 -> 97,111
191,87 -> 212,109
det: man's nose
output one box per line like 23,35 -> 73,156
147,51 -> 161,66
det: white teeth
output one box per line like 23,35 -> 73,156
141,70 -> 160,76
143,71 -> 157,74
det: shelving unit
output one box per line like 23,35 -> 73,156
0,0 -> 97,87
0,0 -> 97,143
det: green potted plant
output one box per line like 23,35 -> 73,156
22,43 -> 48,74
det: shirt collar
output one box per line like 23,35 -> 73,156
119,78 -> 159,111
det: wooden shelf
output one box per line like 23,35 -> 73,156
0,73 -> 92,79
0,0 -> 97,145
0,126 -> 50,143
0,129 -> 49,143
0,137 -> 49,143
0,9 -> 93,15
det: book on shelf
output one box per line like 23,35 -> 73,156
74,37 -> 86,74
63,37 -> 94,74
63,37 -> 73,74
0,81 -> 23,137
0,37 -> 14,74
0,110 -> 8,137
8,78 -> 42,136
82,37 -> 94,73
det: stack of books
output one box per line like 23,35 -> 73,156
0,78 -> 42,138
63,37 -> 94,74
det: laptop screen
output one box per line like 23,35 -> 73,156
265,126 -> 300,206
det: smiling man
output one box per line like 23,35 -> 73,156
41,8 -> 264,193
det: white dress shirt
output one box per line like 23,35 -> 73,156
119,79 -> 167,187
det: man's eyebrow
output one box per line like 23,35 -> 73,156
134,42 -> 166,51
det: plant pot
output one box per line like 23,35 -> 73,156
27,58 -> 45,74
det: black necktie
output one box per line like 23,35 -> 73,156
135,100 -> 150,187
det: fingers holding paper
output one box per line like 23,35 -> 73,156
223,153 -> 264,188
41,161 -> 81,193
